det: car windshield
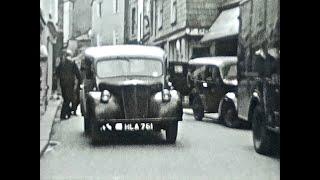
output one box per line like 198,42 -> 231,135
96,58 -> 163,78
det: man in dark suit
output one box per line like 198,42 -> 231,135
56,49 -> 82,120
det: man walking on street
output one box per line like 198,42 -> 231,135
56,49 -> 82,120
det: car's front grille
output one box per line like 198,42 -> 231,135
121,85 -> 150,119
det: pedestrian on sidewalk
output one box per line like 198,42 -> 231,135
56,49 -> 82,120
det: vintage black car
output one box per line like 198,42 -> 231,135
188,57 -> 241,128
80,45 -> 183,143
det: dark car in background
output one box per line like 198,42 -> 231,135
168,61 -> 191,96
80,45 -> 183,144
188,57 -> 241,128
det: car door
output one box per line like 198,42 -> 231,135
203,66 -> 225,112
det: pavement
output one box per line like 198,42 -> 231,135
40,97 -> 62,158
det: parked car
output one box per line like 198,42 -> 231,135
188,56 -> 241,128
168,61 -> 191,96
80,45 -> 183,144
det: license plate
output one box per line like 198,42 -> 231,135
122,123 -> 154,131
100,123 -> 154,131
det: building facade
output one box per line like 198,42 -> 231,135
138,0 -> 219,62
124,0 -> 242,62
41,0 -> 64,113
91,0 -> 126,46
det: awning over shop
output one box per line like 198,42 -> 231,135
200,7 -> 240,43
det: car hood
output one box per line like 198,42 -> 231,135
96,76 -> 163,93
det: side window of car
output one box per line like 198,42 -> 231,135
205,66 -> 213,81
193,66 -> 203,81
224,64 -> 237,80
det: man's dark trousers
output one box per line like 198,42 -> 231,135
60,84 -> 74,119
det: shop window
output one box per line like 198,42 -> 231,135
98,2 -> 102,18
191,47 -> 210,59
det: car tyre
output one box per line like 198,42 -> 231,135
223,102 -> 240,128
252,105 -> 275,155
166,121 -> 178,144
192,95 -> 204,121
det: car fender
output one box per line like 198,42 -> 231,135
86,91 -> 122,120
218,92 -> 237,118
150,90 -> 183,120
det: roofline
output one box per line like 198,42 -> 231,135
84,45 -> 166,61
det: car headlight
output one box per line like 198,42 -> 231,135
101,90 -> 111,103
202,82 -> 208,88
162,89 -> 171,102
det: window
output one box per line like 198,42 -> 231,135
171,0 -> 177,24
98,2 -> 102,18
113,0 -> 119,14
132,8 -> 136,34
157,1 -> 163,30
96,59 -> 163,78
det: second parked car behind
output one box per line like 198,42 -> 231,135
188,56 -> 241,128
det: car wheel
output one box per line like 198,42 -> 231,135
166,121 -> 178,144
84,116 -> 91,135
192,95 -> 204,121
223,103 -> 240,128
252,105 -> 275,155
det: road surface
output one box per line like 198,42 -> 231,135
40,109 -> 279,180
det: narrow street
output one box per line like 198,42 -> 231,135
40,110 -> 280,180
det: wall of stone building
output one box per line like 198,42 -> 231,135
72,0 -> 92,38
154,0 -> 187,41
186,0 -> 219,28
92,0 -> 126,46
